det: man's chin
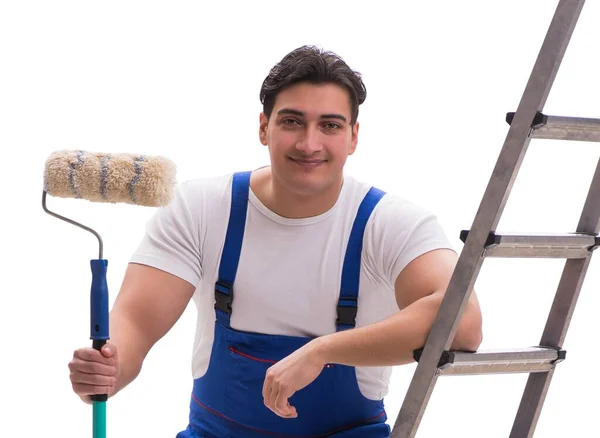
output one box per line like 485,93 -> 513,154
287,175 -> 339,198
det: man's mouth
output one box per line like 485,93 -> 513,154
288,157 -> 327,164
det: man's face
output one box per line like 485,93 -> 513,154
259,82 -> 359,197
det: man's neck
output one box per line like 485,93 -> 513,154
250,167 -> 343,219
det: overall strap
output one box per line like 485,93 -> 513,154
337,187 -> 386,331
215,171 -> 251,327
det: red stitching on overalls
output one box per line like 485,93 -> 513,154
191,394 -> 386,438
229,346 -> 335,368
229,346 -> 277,364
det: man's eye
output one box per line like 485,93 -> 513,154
282,119 -> 300,126
324,123 -> 341,130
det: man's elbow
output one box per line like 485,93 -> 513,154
456,325 -> 483,352
426,289 -> 483,352
453,305 -> 483,352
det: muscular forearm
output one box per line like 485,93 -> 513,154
313,291 -> 482,368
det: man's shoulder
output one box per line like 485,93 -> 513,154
180,171 -> 235,188
177,172 -> 238,202
343,174 -> 432,221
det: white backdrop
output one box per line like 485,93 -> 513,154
1,1 -> 599,437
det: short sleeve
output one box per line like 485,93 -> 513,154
363,194 -> 455,288
129,180 -> 202,287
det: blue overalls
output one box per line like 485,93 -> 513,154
177,171 -> 390,437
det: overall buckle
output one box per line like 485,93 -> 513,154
215,280 -> 233,314
336,297 -> 358,326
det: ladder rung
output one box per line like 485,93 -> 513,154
414,347 -> 566,376
460,230 -> 598,258
506,111 -> 600,142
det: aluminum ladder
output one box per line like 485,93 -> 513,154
391,0 -> 600,436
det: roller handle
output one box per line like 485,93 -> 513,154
90,259 -> 110,403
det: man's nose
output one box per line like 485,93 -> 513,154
295,126 -> 322,155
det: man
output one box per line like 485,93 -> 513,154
68,45 -> 483,437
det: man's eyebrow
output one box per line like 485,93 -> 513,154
277,108 -> 304,117
321,113 -> 347,122
277,108 -> 347,123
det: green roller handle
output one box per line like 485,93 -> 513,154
93,401 -> 107,438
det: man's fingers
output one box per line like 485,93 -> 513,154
268,381 -> 281,414
275,388 -> 297,418
100,344 -> 115,358
266,378 -> 278,413
69,346 -> 120,404
68,358 -> 116,377
268,380 -> 297,418
69,352 -> 118,397
73,348 -> 116,367
263,367 -> 298,419
70,370 -> 117,387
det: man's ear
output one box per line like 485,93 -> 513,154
349,121 -> 359,155
259,113 -> 269,146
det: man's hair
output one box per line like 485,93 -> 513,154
259,45 -> 367,125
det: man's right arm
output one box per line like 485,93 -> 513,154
69,262 -> 196,401
109,262 -> 196,396
70,179 -> 203,402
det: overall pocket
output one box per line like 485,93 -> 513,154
224,344 -> 337,436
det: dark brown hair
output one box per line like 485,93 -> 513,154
259,45 -> 367,125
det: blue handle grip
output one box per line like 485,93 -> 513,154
90,259 -> 110,403
90,259 -> 110,341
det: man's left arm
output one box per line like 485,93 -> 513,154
313,248 -> 483,367
262,248 -> 483,418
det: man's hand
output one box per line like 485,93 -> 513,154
262,340 -> 327,419
69,343 -> 119,404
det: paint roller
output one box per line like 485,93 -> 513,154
42,149 -> 177,438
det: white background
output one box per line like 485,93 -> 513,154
1,1 -> 599,437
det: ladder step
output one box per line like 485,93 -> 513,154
506,111 -> 600,142
413,347 -> 566,376
460,230 -> 598,258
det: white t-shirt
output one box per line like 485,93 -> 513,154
129,170 -> 454,400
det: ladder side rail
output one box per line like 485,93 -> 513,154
510,155 -> 600,438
